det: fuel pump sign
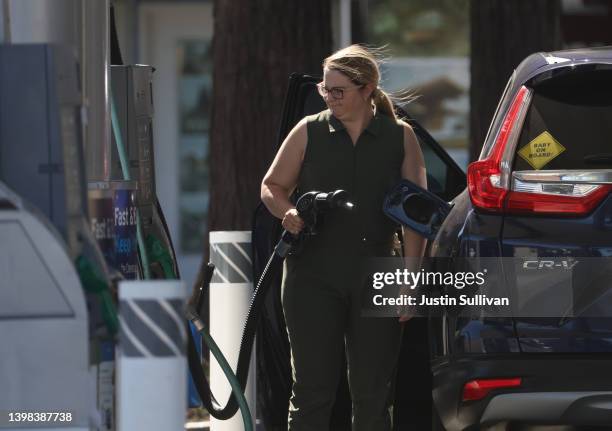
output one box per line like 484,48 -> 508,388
89,181 -> 138,279
113,187 -> 138,279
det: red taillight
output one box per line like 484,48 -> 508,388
462,378 -> 522,402
467,159 -> 507,211
505,185 -> 612,215
468,86 -> 530,212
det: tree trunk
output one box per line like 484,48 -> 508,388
205,4 -> 333,429
209,0 -> 332,233
469,0 -> 562,162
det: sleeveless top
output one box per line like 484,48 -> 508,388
290,108 -> 404,263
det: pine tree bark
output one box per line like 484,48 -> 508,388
469,0 -> 562,162
209,0 -> 332,233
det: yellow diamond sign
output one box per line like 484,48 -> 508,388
518,131 -> 565,170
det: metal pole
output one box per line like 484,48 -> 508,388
82,0 -> 111,182
339,0 -> 352,48
0,0 -> 10,43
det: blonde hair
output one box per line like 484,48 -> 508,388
323,44 -> 397,120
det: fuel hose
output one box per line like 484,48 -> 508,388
187,242 -> 289,421
184,191 -> 352,421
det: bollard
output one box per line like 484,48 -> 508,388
209,231 -> 256,431
116,280 -> 186,431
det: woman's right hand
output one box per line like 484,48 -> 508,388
282,208 -> 305,236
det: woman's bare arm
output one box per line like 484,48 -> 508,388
399,122 -> 428,265
398,122 -> 428,322
261,118 -> 308,222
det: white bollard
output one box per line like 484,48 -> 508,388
209,231 -> 256,431
116,280 -> 186,431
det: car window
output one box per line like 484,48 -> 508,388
277,76 -> 324,145
512,69 -> 612,171
404,116 -> 467,202
422,141 -> 450,195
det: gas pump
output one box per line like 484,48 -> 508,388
0,44 -> 112,430
0,37 -> 254,431
109,64 -> 179,281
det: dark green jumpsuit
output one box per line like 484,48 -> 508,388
282,109 -> 405,431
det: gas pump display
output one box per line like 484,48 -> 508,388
89,182 -> 138,280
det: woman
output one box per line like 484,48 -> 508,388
261,44 -> 427,430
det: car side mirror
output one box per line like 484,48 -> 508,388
383,179 -> 452,240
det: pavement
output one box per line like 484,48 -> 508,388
185,419 -> 264,430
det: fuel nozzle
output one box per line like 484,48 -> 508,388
313,189 -> 354,212
296,190 -> 354,217
277,189 -> 354,257
295,190 -> 355,232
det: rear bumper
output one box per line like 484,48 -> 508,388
433,355 -> 612,431
481,391 -> 612,427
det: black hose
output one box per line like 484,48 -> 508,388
188,241 -> 289,419
187,190 -> 349,419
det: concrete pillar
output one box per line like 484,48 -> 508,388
209,231 -> 256,431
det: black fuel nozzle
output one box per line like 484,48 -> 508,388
276,190 -> 354,257
314,189 -> 354,212
297,190 -> 354,229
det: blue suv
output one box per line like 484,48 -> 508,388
393,47 -> 612,431
253,47 -> 612,431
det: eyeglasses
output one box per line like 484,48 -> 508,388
317,82 -> 364,100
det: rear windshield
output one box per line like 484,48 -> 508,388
513,68 -> 612,171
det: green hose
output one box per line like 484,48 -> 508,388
75,255 -> 119,335
146,234 -> 176,279
110,92 -> 151,280
198,321 -> 254,431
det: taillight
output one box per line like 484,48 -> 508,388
468,86 -> 531,212
462,378 -> 522,402
507,179 -> 612,215
467,158 -> 505,210
506,176 -> 612,217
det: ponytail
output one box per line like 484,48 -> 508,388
372,87 -> 396,120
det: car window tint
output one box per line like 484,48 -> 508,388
513,69 -> 612,171
421,140 -> 448,195
414,131 -> 466,201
